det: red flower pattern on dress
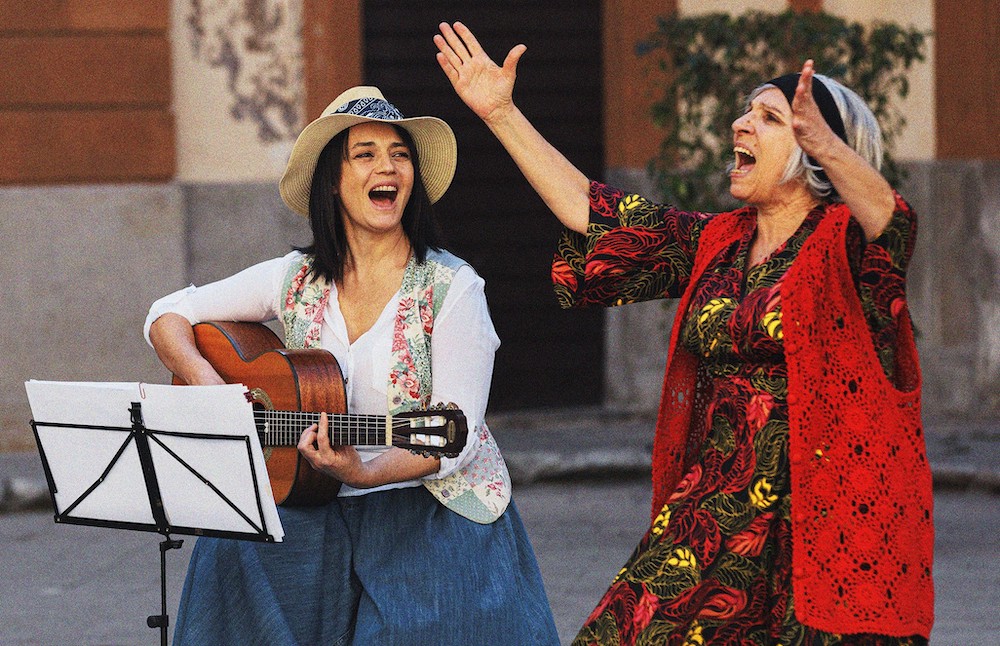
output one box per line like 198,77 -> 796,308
551,259 -> 578,291
591,228 -> 669,265
726,511 -> 774,557
391,320 -> 409,352
746,392 -> 775,433
697,585 -> 747,621
420,299 -> 434,335
667,463 -> 702,504
631,586 -> 660,635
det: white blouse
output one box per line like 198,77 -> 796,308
144,251 -> 501,497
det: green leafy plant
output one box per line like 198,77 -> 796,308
639,10 -> 928,212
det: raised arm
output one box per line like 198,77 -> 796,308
791,60 -> 896,240
434,21 -> 591,234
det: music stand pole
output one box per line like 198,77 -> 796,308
148,536 -> 184,645
128,402 -> 181,645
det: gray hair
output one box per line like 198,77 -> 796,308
744,73 -> 883,201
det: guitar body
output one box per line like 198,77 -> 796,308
175,321 -> 347,507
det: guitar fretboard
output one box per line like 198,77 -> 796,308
255,410 -> 412,447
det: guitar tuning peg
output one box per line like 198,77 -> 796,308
426,401 -> 459,411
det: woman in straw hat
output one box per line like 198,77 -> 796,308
145,87 -> 559,645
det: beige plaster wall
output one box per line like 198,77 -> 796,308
677,0 -> 935,161
170,0 -> 304,183
825,0 -> 934,160
678,0 -> 776,13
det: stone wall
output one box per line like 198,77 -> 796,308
1,185 -> 184,449
905,161 -> 1000,419
180,183 -> 311,286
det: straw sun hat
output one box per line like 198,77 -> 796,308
279,86 -> 457,217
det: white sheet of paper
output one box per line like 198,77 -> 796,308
140,383 -> 282,539
25,380 -> 283,542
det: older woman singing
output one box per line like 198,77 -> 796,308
435,21 -> 933,645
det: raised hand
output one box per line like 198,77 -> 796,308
790,59 -> 895,240
789,59 -> 840,160
433,21 -> 591,232
434,21 -> 526,124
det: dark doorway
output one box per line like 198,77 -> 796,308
364,1 -> 604,410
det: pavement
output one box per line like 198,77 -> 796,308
3,406 -> 999,513
1,407 -> 998,644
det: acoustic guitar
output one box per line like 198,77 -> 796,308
172,321 -> 468,507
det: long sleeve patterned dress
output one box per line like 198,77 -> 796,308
555,182 -> 926,645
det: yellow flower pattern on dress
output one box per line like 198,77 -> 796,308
683,622 -> 705,646
762,310 -> 783,340
651,506 -> 672,536
619,194 -> 641,214
667,547 -> 697,569
750,477 -> 778,509
698,298 -> 733,324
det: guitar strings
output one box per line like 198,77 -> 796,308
250,411 -> 443,446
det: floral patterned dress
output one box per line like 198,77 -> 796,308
556,183 -> 926,645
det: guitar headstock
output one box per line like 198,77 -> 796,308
393,403 -> 468,458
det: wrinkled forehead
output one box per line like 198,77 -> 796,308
748,86 -> 792,115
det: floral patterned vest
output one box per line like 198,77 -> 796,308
280,250 -> 511,524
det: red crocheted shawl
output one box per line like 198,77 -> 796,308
651,202 -> 934,637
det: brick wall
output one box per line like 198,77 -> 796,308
0,0 -> 174,184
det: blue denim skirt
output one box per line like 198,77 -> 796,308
171,486 -> 559,645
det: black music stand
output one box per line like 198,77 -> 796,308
26,381 -> 282,646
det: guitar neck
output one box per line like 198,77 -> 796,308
257,410 -> 392,447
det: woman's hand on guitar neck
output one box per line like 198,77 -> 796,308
299,413 -> 366,484
299,412 -> 440,488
